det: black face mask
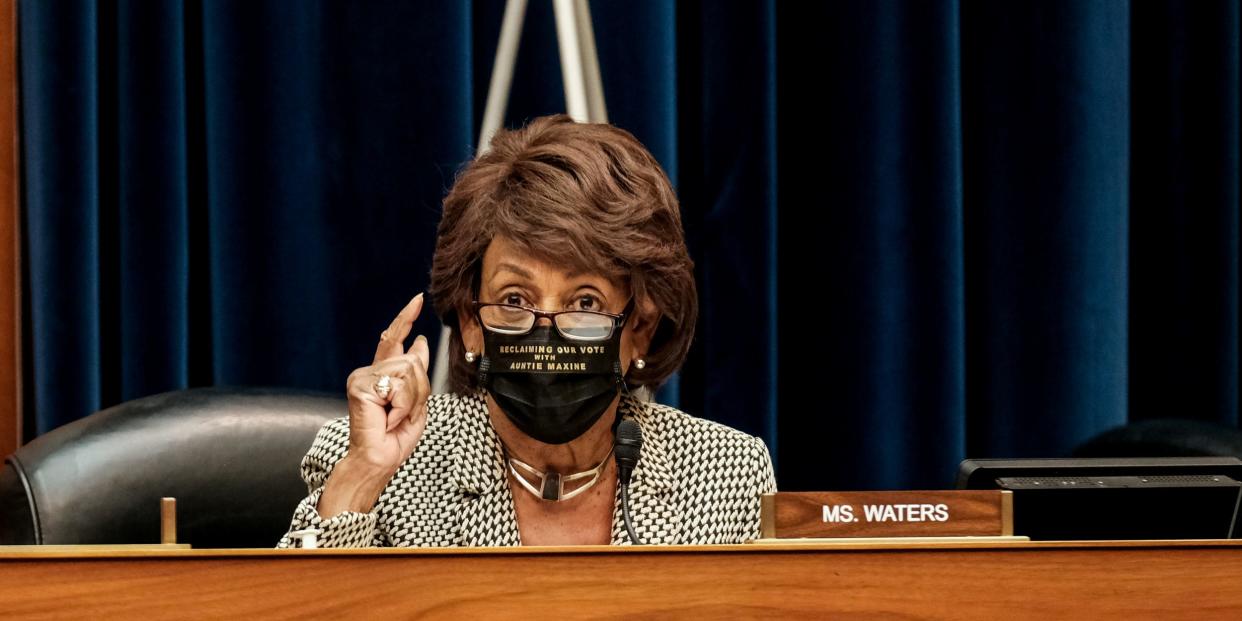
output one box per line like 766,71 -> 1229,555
478,325 -> 623,445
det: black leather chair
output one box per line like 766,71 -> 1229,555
0,387 -> 344,548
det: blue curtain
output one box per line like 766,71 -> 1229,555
19,1 -> 1241,491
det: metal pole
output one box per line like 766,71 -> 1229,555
478,0 -> 529,154
552,0 -> 588,121
571,0 -> 607,123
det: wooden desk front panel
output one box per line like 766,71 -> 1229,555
1,541 -> 1239,619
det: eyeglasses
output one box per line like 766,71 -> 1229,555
472,298 -> 634,342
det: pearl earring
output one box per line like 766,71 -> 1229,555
465,351 -> 477,363
634,358 -> 646,370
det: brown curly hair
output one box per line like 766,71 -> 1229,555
429,114 -> 697,394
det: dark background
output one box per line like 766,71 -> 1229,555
19,0 -> 1240,490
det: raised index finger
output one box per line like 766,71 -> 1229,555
373,293 -> 424,364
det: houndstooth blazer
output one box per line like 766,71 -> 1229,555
277,390 -> 776,547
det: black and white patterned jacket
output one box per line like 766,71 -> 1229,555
277,390 -> 776,547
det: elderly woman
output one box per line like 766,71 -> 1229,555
279,114 -> 775,547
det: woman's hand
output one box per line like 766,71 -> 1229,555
317,293 -> 432,519
346,292 -> 433,470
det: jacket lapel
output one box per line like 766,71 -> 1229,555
610,394 -> 682,545
450,391 -> 521,547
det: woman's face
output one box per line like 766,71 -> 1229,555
460,236 -> 657,377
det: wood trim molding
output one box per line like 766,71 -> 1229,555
0,0 -> 20,458
2,542 -> 1242,619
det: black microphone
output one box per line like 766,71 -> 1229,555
615,419 -> 644,544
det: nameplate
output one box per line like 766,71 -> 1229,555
760,491 -> 1013,539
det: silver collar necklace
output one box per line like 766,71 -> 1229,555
505,447 -> 615,502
